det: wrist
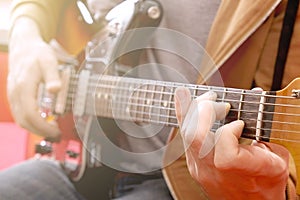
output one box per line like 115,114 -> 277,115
10,17 -> 43,44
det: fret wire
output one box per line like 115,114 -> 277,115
149,84 -> 155,122
237,90 -> 245,120
114,79 -> 121,118
132,81 -> 139,121
192,85 -> 197,98
116,78 -> 126,119
167,85 -> 175,125
158,84 -> 164,123
97,78 -> 104,115
142,82 -> 148,121
219,88 -> 227,129
104,78 -> 110,116
221,88 -> 226,103
101,77 -> 109,113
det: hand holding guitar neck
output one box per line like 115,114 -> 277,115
174,87 -> 289,200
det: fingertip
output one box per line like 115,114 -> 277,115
230,120 -> 245,137
234,120 -> 245,126
45,80 -> 62,93
251,87 -> 263,92
196,91 -> 217,102
175,87 -> 191,101
231,120 -> 245,130
225,102 -> 231,114
174,87 -> 191,125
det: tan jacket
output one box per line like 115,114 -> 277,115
163,0 -> 300,199
201,0 -> 300,91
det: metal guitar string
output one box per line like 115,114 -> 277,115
51,74 -> 300,143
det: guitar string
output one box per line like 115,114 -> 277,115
64,94 -> 300,143
69,75 -> 298,101
63,80 -> 300,124
73,97 -> 300,143
64,79 -> 300,121
209,129 -> 300,144
69,93 -> 300,143
67,80 -> 299,109
85,100 -> 300,135
68,79 -> 300,113
49,76 -> 300,142
70,73 -> 292,100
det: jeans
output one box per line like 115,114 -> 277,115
0,158 -> 84,200
112,173 -> 173,200
0,158 -> 173,200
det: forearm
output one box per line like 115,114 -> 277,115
10,0 -> 66,41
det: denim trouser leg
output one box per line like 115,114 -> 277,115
0,158 -> 85,200
112,177 -> 173,200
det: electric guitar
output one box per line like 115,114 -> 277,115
35,0 -> 300,198
36,0 -> 164,180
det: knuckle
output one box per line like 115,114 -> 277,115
196,172 -> 211,186
214,156 -> 236,171
196,100 -> 215,114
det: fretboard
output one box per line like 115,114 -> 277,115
67,74 -> 275,141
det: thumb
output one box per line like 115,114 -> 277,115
174,87 -> 192,127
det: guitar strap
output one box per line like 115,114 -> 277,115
271,0 -> 299,91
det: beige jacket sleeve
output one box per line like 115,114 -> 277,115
10,0 -> 66,41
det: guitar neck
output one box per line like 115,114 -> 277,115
64,73 -> 277,141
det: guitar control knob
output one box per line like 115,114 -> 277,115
147,6 -> 161,19
66,150 -> 79,158
63,140 -> 81,173
35,140 -> 53,155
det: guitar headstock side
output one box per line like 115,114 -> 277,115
270,78 -> 300,194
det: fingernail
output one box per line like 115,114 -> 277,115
233,120 -> 245,127
199,91 -> 217,100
